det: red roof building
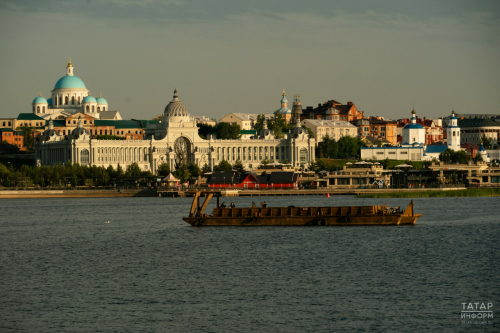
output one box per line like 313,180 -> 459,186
206,171 -> 299,189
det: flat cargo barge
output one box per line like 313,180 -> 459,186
182,191 -> 422,226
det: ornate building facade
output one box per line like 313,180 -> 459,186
35,90 -> 315,173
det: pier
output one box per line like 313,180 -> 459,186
157,187 -> 467,198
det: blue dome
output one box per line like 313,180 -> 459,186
54,75 -> 86,89
96,97 -> 108,104
281,96 -> 288,103
32,96 -> 47,104
403,123 -> 424,129
47,98 -> 53,105
82,96 -> 97,103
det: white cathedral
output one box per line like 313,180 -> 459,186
34,63 -> 316,173
31,58 -> 120,120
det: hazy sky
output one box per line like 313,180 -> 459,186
1,0 -> 499,121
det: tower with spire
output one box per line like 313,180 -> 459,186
66,56 -> 73,76
446,110 -> 461,151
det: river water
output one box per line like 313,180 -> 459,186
1,196 -> 499,332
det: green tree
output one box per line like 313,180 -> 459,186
480,135 -> 492,149
201,163 -> 210,174
21,127 -> 34,148
254,115 -> 266,131
439,148 -> 469,164
216,122 -> 241,140
116,164 -> 124,178
0,163 -> 9,182
267,113 -> 287,139
157,162 -> 171,177
197,123 -> 217,139
126,163 -> 142,177
173,164 -> 191,183
233,159 -> 245,173
188,163 -> 200,178
473,153 -> 483,163
215,160 -> 232,172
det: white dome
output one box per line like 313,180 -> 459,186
164,89 -> 189,120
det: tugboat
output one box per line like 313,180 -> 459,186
182,191 -> 422,226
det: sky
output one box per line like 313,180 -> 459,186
0,0 -> 499,121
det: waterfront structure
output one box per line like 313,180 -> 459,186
35,90 -> 315,172
301,119 -> 358,146
315,163 -> 391,189
30,58 -> 120,120
428,161 -> 498,186
220,113 -> 274,130
206,171 -> 299,188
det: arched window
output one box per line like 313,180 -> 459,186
59,96 -> 62,105
81,149 -> 90,166
72,96 -> 75,104
92,105 -> 95,112
65,96 -> 68,105
42,106 -> 45,113
2,122 -> 4,126
78,96 -> 81,104
32,106 -> 35,112
86,105 -> 89,112
103,107 -> 105,111
37,106 -> 40,113
97,107 -> 100,112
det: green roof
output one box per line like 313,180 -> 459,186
17,113 -> 45,121
458,118 -> 500,128
94,120 -> 143,129
1,128 -> 25,134
133,119 -> 160,127
240,130 -> 257,135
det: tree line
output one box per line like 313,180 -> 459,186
316,135 -> 367,159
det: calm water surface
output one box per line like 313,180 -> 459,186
1,196 -> 499,332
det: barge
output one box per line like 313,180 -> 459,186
182,191 -> 423,226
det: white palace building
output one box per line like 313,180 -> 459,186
35,88 -> 315,172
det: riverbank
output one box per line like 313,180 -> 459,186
2,187 -> 499,199
0,189 -> 157,199
357,188 -> 500,198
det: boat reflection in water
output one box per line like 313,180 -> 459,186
182,191 -> 423,227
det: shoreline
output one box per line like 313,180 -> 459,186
2,187 -> 499,199
0,189 -> 157,199
357,188 -> 500,198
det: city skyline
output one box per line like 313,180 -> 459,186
1,0 -> 499,120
